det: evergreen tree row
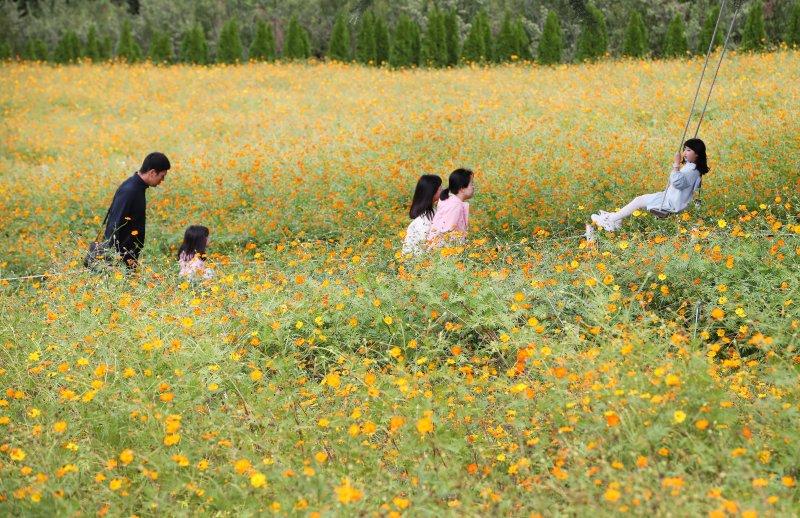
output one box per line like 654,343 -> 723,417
3,2 -> 799,66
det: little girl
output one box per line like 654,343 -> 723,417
178,225 -> 215,280
591,138 -> 709,231
402,174 -> 443,255
428,168 -> 475,246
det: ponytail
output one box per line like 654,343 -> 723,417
440,168 -> 473,201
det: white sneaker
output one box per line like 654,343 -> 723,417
591,213 -> 619,232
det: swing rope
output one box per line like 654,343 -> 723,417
654,0 -> 744,215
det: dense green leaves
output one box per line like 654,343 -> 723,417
180,23 -> 208,65
742,0 -> 767,52
284,15 -> 311,60
662,14 -> 688,58
462,11 -> 492,63
538,10 -> 563,65
250,20 -> 277,61
390,14 -> 421,68
698,6 -> 723,54
217,18 -> 243,64
788,3 -> 800,47
575,4 -> 608,61
421,6 -> 447,67
623,10 -> 647,57
116,19 -> 141,62
328,14 -> 351,62
149,33 -> 173,64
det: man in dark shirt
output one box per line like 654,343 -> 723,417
103,152 -> 171,268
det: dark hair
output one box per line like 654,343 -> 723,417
683,138 -> 709,176
439,168 -> 473,200
178,225 -> 209,261
140,152 -> 171,173
409,175 -> 442,220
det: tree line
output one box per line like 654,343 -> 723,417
1,0 -> 799,66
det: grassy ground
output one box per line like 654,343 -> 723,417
0,53 -> 799,516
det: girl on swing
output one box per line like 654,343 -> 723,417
591,138 -> 709,231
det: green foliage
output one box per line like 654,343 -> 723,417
788,3 -> 800,47
0,41 -> 11,60
575,4 -> 608,62
389,14 -> 421,68
25,38 -> 49,61
99,34 -> 113,60
622,9 -> 647,57
495,11 -> 516,62
327,14 -> 351,62
537,10 -> 563,65
421,5 -> 447,67
180,23 -> 209,65
284,14 -> 311,60
373,15 -> 390,66
662,14 -> 688,58
355,12 -> 376,64
116,19 -> 141,62
53,30 -> 82,63
443,8 -> 460,66
514,17 -> 532,61
148,32 -> 173,64
495,13 -> 531,62
698,6 -> 723,54
741,0 -> 767,51
462,11 -> 492,63
249,20 -> 277,61
84,25 -> 101,61
216,17 -> 243,64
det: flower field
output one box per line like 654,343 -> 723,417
1,53 -> 799,516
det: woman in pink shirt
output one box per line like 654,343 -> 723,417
428,168 -> 475,247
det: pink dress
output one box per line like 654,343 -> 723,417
179,253 -> 215,280
428,196 -> 469,245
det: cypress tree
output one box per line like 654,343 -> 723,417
99,34 -> 113,60
741,0 -> 767,51
462,11 -> 489,63
622,10 -> 647,57
301,27 -> 312,58
390,14 -> 420,68
180,23 -> 209,64
575,4 -> 608,61
355,12 -> 376,64
0,42 -> 11,60
284,15 -> 309,60
117,19 -> 142,62
495,11 -> 516,62
787,3 -> 800,47
479,12 -> 493,62
217,17 -> 244,63
374,14 -> 390,65
328,13 -> 351,62
149,33 -> 173,63
249,20 -> 276,61
443,8 -> 460,66
663,14 -> 688,58
54,31 -> 81,63
514,17 -> 532,61
85,25 -> 101,61
26,38 -> 49,61
421,6 -> 447,67
537,10 -> 562,65
698,6 -> 723,53
411,17 -> 422,64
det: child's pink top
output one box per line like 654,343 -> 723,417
179,252 -> 215,280
428,195 -> 469,245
